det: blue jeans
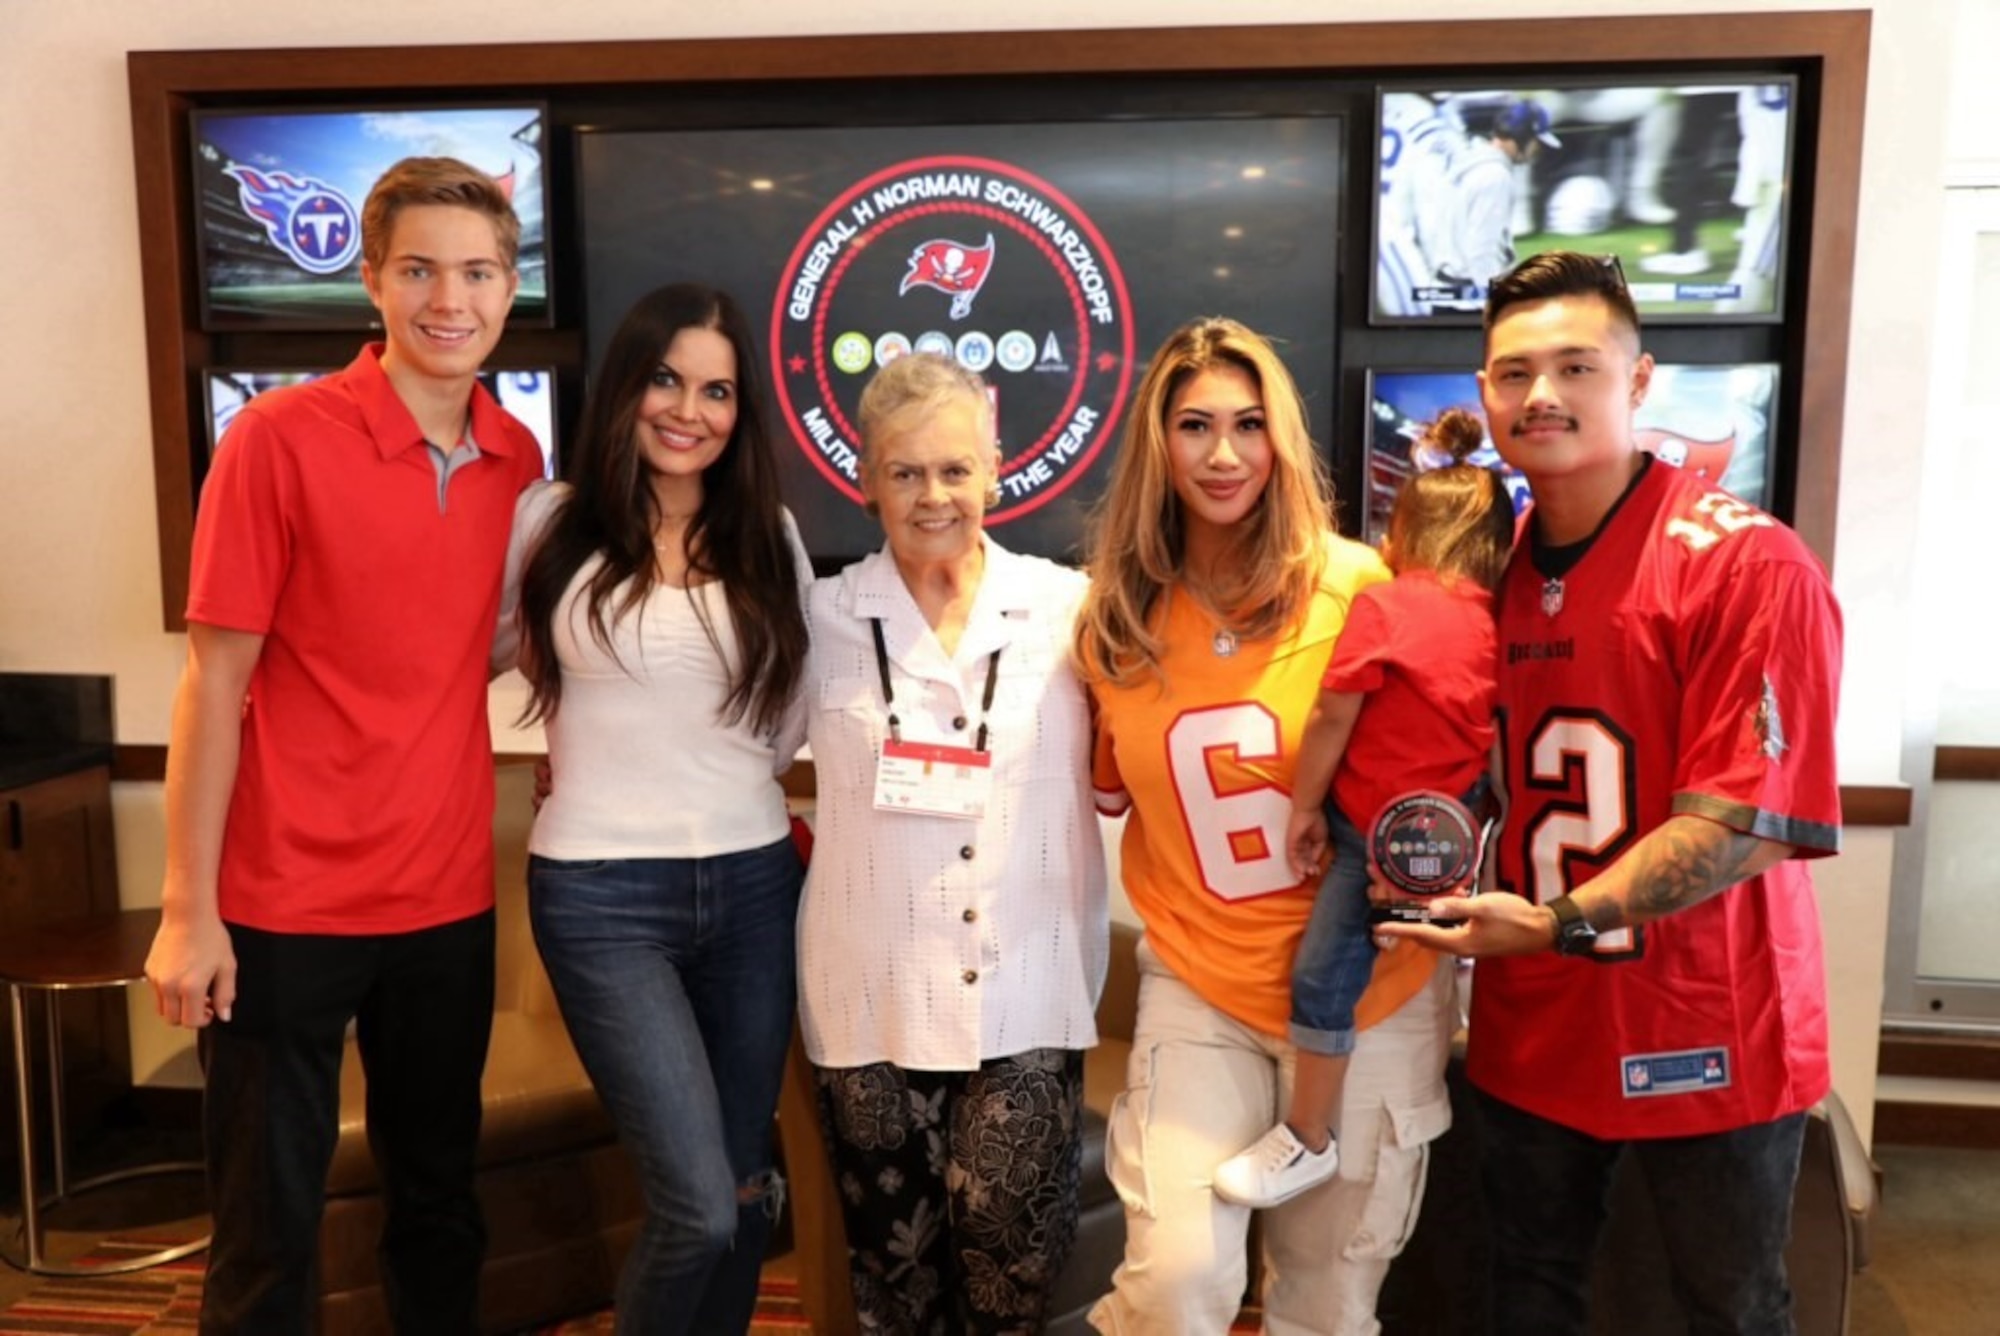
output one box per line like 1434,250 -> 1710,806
528,837 -> 803,1336
1477,1088 -> 1806,1336
1289,800 -> 1375,1056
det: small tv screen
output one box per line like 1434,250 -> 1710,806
203,368 -> 558,478
579,117 -> 1343,568
1371,78 -> 1795,325
1363,362 -> 1779,539
192,105 -> 551,331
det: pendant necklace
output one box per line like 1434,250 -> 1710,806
1212,628 -> 1239,658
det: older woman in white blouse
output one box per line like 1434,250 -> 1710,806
799,352 -> 1107,1332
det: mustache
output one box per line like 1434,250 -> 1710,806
1512,414 -> 1578,436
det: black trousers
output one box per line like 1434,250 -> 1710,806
816,1048 -> 1084,1336
1478,1088 -> 1806,1336
197,910 -> 495,1336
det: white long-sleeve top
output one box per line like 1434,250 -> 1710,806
798,539 -> 1107,1072
495,481 -> 811,860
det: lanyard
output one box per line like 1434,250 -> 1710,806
870,618 -> 1002,752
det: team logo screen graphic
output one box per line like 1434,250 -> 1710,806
223,168 -> 362,276
772,156 -> 1136,524
191,105 -> 549,330
578,117 -> 1342,566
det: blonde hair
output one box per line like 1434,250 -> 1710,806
1388,408 -> 1515,592
1075,317 -> 1333,686
361,156 -> 521,272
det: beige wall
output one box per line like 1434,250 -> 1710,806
0,1 -> 1950,1135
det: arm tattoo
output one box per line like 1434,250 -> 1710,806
1616,820 -> 1766,924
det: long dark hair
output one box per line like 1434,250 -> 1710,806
517,283 -> 807,733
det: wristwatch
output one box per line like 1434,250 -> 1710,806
1547,895 -> 1598,956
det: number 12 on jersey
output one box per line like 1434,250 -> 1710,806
1495,708 -> 1639,955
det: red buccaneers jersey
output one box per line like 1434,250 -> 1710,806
1469,462 -> 1842,1139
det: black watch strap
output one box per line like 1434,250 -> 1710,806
1548,895 -> 1599,956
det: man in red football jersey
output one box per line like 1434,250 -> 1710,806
1379,250 -> 1842,1336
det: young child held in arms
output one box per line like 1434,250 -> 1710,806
1214,409 -> 1515,1207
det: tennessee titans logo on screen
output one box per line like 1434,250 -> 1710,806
224,166 -> 361,277
900,236 -> 995,319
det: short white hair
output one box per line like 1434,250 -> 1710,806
856,353 -> 995,470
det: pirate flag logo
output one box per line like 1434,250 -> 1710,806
900,235 -> 995,319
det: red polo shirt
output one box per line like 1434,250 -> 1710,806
187,345 -> 542,934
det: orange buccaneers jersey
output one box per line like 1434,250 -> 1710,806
1089,539 -> 1435,1037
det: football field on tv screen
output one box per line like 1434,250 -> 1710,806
1518,220 -> 1754,316
209,277 -> 547,321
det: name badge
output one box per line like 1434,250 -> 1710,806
873,739 -> 994,820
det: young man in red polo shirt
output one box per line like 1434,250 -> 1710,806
1380,250 -> 1842,1335
145,157 -> 544,1334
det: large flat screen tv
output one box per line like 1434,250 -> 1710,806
579,117 -> 1343,567
1363,362 -> 1779,539
1371,78 -> 1795,325
192,104 -> 551,331
203,367 -> 558,478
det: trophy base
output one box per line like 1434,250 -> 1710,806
1367,901 -> 1465,928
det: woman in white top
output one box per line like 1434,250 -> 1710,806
798,352 -> 1107,1331
498,284 -> 811,1335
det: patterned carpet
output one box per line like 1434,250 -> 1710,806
0,1247 -> 801,1336
514,1276 -> 808,1333
0,1238 -> 202,1335
0,1244 -> 1258,1334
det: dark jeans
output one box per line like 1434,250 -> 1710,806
199,909 -> 495,1336
1477,1087 -> 1807,1336
528,837 -> 802,1336
817,1049 -> 1084,1336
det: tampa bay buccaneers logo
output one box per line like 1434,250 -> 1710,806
900,236 -> 995,319
1637,426 -> 1736,485
771,154 -> 1135,524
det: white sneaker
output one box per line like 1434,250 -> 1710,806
1213,1123 -> 1338,1208
1626,194 -> 1677,225
1639,248 -> 1712,276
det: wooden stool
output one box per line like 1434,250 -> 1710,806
0,907 -> 208,1275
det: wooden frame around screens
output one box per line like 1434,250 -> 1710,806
129,12 -> 1870,630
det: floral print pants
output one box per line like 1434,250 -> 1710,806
816,1048 -> 1084,1334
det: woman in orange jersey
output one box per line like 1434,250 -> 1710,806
1074,317 -> 1456,1334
